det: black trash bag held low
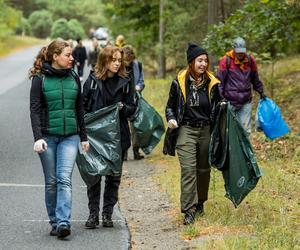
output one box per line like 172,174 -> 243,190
76,104 -> 122,187
209,103 -> 262,207
130,93 -> 165,155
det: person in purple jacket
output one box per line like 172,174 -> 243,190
216,37 -> 266,135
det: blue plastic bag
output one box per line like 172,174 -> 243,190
257,97 -> 289,140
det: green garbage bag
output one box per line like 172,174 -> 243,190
76,104 -> 122,187
209,103 -> 262,207
130,93 -> 165,155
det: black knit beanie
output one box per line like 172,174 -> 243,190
186,42 -> 207,63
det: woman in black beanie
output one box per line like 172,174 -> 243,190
163,43 -> 220,225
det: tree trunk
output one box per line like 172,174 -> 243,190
158,0 -> 166,78
208,0 -> 219,69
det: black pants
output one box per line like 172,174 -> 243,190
76,63 -> 85,77
87,151 -> 125,216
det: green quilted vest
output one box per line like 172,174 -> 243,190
42,75 -> 79,136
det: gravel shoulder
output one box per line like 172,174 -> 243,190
119,155 -> 192,250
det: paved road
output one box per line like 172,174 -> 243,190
0,46 -> 130,250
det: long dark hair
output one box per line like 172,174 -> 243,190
29,40 -> 71,78
94,45 -> 127,80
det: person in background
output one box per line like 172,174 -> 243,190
216,37 -> 266,135
87,38 -> 100,70
164,43 -> 220,225
115,34 -> 125,48
82,45 -> 136,229
123,44 -> 145,160
72,38 -> 87,81
29,40 -> 89,239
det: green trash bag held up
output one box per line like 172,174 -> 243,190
76,104 -> 122,188
209,103 -> 262,207
130,93 -> 165,155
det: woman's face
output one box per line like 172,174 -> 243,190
193,54 -> 208,75
52,46 -> 73,69
108,51 -> 122,73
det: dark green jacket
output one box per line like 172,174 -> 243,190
30,63 -> 87,141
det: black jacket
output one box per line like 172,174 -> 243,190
163,69 -> 220,156
82,71 -> 136,150
30,63 -> 87,142
73,46 -> 87,64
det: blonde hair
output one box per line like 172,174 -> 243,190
94,45 -> 127,80
29,40 -> 71,78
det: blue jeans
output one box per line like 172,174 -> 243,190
232,102 -> 252,136
39,134 -> 80,229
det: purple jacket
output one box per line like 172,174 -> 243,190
217,52 -> 264,108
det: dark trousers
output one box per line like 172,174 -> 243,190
87,151 -> 125,216
87,175 -> 121,216
76,63 -> 85,77
176,125 -> 211,213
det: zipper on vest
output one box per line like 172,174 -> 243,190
61,79 -> 66,135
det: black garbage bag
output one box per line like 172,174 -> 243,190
130,93 -> 165,155
76,104 -> 122,187
209,103 -> 262,207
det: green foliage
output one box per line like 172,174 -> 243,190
50,18 -> 70,40
203,0 -> 300,59
28,10 -> 53,38
15,17 -> 32,36
0,0 -> 22,39
6,0 -> 48,17
48,0 -> 106,34
68,19 -> 85,40
50,18 -> 85,40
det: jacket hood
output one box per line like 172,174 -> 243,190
177,68 -> 220,103
42,62 -> 71,77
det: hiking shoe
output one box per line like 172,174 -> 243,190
57,225 -> 71,239
85,214 -> 99,229
102,214 -> 113,227
49,227 -> 57,236
183,209 -> 196,225
133,147 -> 144,160
196,203 -> 204,216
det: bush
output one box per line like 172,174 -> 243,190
16,18 -> 32,36
50,18 -> 85,40
68,19 -> 85,40
50,18 -> 70,39
28,10 -> 53,38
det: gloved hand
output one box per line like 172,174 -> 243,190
260,93 -> 267,100
33,139 -> 47,153
81,141 -> 90,152
135,85 -> 142,92
168,119 -> 178,129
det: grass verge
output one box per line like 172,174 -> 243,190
0,36 -> 45,58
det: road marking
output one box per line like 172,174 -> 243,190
0,183 -> 44,187
0,183 -> 87,188
24,219 -> 124,222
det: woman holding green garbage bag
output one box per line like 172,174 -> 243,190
164,43 -> 220,225
82,45 -> 136,228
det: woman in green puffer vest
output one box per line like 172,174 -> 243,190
29,40 -> 89,239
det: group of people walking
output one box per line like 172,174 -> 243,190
29,35 -> 265,239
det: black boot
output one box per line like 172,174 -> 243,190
85,214 -> 99,229
133,147 -> 144,160
123,150 -> 128,161
102,214 -> 113,227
